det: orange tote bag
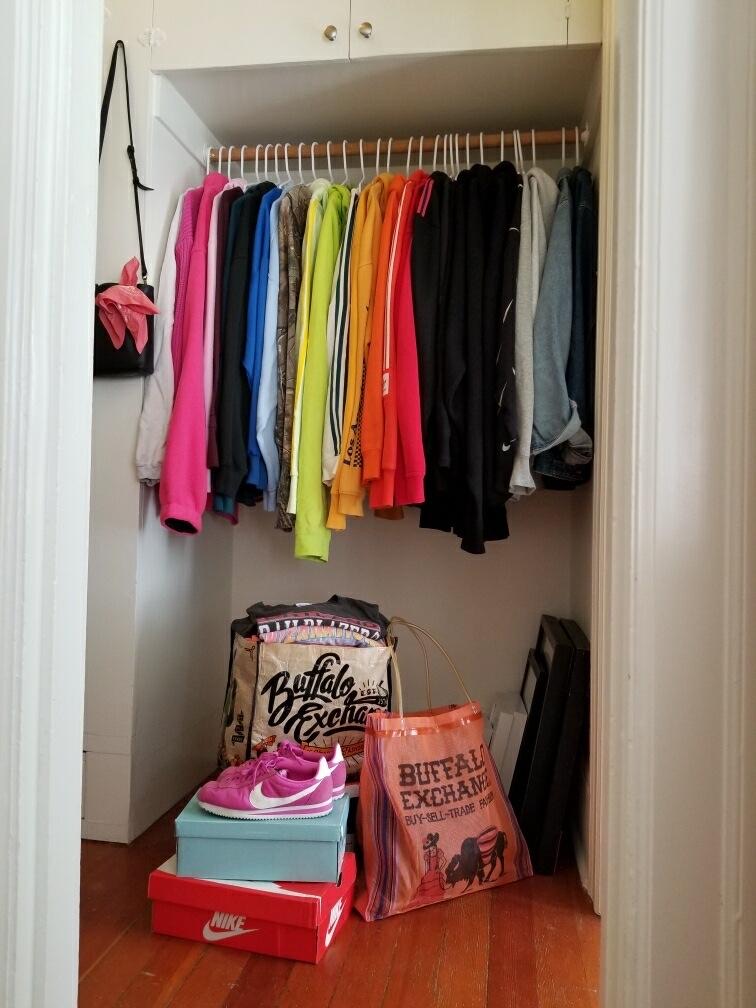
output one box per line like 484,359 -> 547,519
355,619 -> 532,921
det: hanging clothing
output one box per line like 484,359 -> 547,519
490,162 -> 521,508
536,166 -> 597,487
509,166 -> 558,497
295,183 -> 350,562
244,184 -> 281,490
207,186 -> 244,471
160,172 -> 226,534
171,186 -> 203,379
213,181 -> 274,504
256,186 -> 288,511
412,172 -> 453,521
393,172 -> 428,507
287,179 -> 331,515
205,179 -> 245,479
136,192 -> 184,485
275,184 -> 312,532
322,189 -> 358,485
362,173 -> 405,489
531,168 -> 581,456
328,175 -> 387,528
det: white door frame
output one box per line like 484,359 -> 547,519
0,1 -> 754,1006
0,0 -> 102,1005
597,1 -> 755,1006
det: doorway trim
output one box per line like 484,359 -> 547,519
0,0 -> 102,1005
596,0 -> 755,1006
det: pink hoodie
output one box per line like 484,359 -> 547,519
160,172 -> 226,534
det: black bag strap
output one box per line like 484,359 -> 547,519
99,40 -> 152,284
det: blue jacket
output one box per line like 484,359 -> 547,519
244,185 -> 281,487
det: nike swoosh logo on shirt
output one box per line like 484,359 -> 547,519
202,923 -> 258,942
250,776 -> 324,809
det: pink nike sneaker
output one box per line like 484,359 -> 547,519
276,741 -> 347,800
218,742 -> 347,799
198,753 -> 333,819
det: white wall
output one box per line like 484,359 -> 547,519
84,0 -> 226,841
229,494 -> 576,714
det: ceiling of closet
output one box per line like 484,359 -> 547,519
163,46 -> 601,146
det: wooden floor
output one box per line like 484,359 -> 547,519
79,798 -> 600,1008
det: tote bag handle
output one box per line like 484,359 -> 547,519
99,40 -> 152,284
387,617 -> 473,718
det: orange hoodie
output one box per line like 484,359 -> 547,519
327,176 -> 387,528
361,174 -> 405,484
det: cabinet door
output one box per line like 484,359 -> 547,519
349,0 -> 602,59
151,0 -> 350,71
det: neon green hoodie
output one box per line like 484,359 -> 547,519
295,184 -> 351,561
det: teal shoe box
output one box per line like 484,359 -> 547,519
175,793 -> 349,883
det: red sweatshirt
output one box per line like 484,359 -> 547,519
370,171 -> 427,509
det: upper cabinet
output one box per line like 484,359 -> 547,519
348,0 -> 602,60
150,0 -> 351,71
150,0 -> 602,73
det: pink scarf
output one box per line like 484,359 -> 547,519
95,257 -> 158,352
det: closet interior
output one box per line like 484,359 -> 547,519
86,0 -> 604,922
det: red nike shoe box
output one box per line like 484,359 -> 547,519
148,852 -> 356,963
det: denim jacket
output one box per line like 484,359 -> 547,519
531,168 -> 581,455
534,166 -> 596,484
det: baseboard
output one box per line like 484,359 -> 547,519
81,818 -> 130,843
572,819 -> 598,913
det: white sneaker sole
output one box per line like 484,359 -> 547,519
198,799 -> 334,820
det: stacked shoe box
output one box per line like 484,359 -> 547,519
148,746 -> 355,964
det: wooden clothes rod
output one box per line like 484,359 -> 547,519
208,127 -> 589,163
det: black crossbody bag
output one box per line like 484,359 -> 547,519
94,40 -> 155,376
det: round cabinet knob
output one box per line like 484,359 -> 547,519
323,24 -> 338,41
358,21 -> 373,38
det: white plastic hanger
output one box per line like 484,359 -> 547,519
455,133 -> 461,177
432,135 -> 440,173
264,144 -> 272,180
239,145 -> 247,180
274,143 -> 282,184
418,135 -> 424,173
386,137 -> 392,173
297,142 -> 305,184
254,144 -> 262,182
341,140 -> 349,185
465,133 -> 471,170
375,138 -> 382,177
326,140 -> 334,181
500,130 -> 505,163
227,146 -> 234,179
205,147 -> 212,174
283,143 -> 292,184
216,145 -> 226,177
310,141 -> 317,181
405,136 -> 414,175
479,131 -> 484,166
358,138 -> 366,189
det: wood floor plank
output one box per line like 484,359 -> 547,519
322,911 -> 400,1008
114,937 -> 206,1008
487,887 -> 539,1008
223,953 -> 294,1008
79,907 -> 159,1007
379,902 -> 447,1008
165,946 -> 251,1008
435,891 -> 491,1008
275,907 -> 356,1008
